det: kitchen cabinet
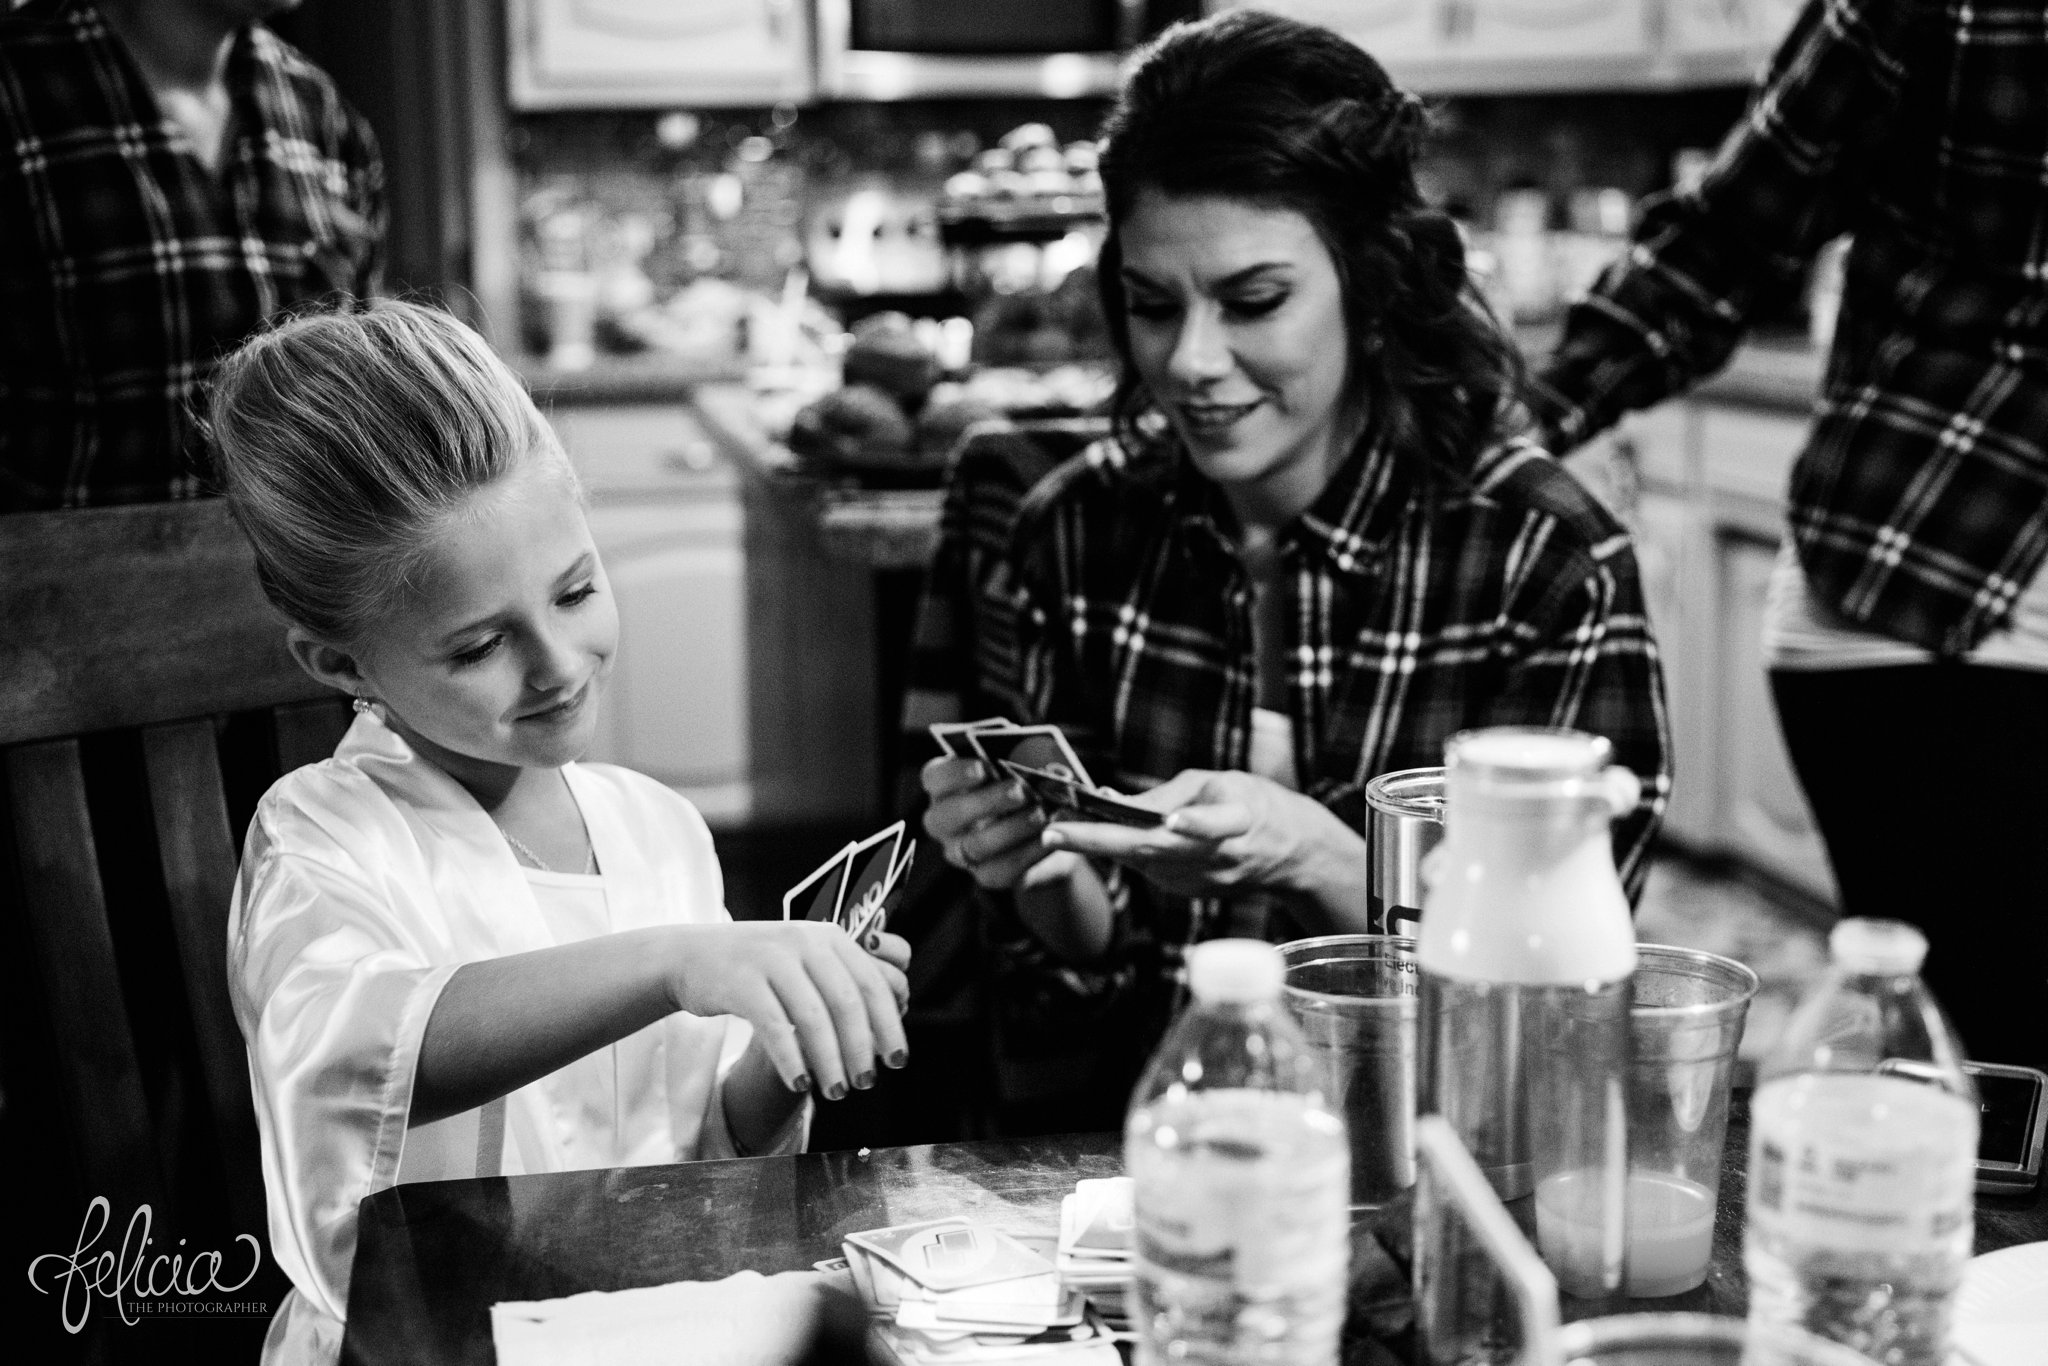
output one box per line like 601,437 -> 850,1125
509,0 -> 813,109
1626,392 -> 1839,904
550,402 -> 755,824
1456,0 -> 1651,63
1666,0 -> 1804,62
1218,0 -> 1800,90
546,394 -> 882,829
1230,0 -> 1443,67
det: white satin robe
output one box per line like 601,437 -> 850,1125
228,714 -> 804,1364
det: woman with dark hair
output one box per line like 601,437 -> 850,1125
910,9 -> 1670,1127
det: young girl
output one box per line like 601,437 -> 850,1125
213,300 -> 910,1364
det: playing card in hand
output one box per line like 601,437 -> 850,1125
1000,762 -> 1164,829
783,821 -> 917,940
963,724 -> 1094,789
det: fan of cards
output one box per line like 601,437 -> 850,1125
1055,1178 -> 1133,1331
782,818 -> 916,946
931,718 -> 1163,830
827,1217 -> 1121,1364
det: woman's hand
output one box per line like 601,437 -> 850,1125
920,755 -> 1050,890
1039,769 -> 1373,931
666,922 -> 910,1102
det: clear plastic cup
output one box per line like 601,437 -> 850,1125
1616,945 -> 1760,1298
1279,934 -> 1420,1210
1559,1312 -> 1882,1365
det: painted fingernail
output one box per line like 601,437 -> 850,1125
790,1073 -> 811,1094
825,1081 -> 848,1101
886,1049 -> 909,1069
854,1070 -> 876,1091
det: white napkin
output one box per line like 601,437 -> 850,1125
492,1268 -> 827,1366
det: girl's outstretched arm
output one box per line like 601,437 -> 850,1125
411,922 -> 909,1126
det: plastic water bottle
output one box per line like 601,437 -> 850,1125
1126,939 -> 1349,1366
1744,919 -> 1978,1366
1415,728 -> 1641,1365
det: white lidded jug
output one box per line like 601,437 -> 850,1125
1415,727 -> 1642,1363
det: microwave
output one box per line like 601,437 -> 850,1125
818,0 -> 1194,99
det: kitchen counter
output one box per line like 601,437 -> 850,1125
531,325 -> 1826,575
516,351 -> 747,406
688,382 -> 944,571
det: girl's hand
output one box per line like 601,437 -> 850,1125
666,922 -> 909,1102
920,755 -> 1050,891
1039,769 -> 1370,924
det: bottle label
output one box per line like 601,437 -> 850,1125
1748,1074 -> 1976,1254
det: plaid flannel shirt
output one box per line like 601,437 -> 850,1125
1529,0 -> 2048,657
1,1 -> 383,511
902,423 -> 1671,1045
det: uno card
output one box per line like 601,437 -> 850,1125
929,717 -> 1009,759
846,1218 -> 1056,1294
852,840 -> 916,944
783,841 -> 855,923
1001,761 -> 1164,829
838,821 -> 906,934
966,724 -> 1093,789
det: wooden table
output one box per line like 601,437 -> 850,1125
342,1101 -> 2047,1366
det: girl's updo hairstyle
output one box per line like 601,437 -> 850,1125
1096,9 -> 1523,485
208,298 -> 574,642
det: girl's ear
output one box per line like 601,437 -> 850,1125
287,627 -> 368,697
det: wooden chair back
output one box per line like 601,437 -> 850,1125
0,500 -> 349,1275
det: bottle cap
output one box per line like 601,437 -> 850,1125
1186,939 -> 1285,1004
1828,918 -> 1928,975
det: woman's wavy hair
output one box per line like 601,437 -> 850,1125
1095,9 -> 1524,488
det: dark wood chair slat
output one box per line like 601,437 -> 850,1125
141,719 -> 268,1239
4,739 -> 165,1218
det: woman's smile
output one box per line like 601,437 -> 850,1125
1118,188 -> 1360,528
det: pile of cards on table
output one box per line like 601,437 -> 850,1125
838,1217 -> 1120,1363
1056,1178 -> 1133,1330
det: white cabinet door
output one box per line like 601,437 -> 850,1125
584,498 -> 753,822
554,401 -> 754,825
1456,0 -> 1652,61
1714,531 -> 1837,903
1215,0 -> 1444,68
1667,0 -> 1805,59
510,0 -> 813,109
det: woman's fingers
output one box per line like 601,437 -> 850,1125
952,802 -> 1046,869
922,756 -> 996,804
927,776 -> 1034,844
1042,820 -> 1198,862
1163,801 -> 1252,840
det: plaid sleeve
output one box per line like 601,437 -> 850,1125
1529,0 -> 1914,450
1491,527 -> 1672,900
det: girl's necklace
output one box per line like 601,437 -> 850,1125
495,823 -> 597,876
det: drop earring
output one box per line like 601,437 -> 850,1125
352,693 -> 379,717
